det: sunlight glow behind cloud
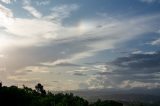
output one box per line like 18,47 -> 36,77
0,0 -> 160,90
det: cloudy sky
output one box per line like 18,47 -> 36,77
0,0 -> 160,91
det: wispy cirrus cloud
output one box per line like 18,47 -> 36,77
3,13 -> 160,76
23,6 -> 42,18
23,0 -> 42,18
0,0 -> 16,4
0,3 -> 80,49
1,0 -> 160,90
45,4 -> 79,21
140,0 -> 160,3
35,0 -> 50,6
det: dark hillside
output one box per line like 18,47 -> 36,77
0,82 -> 123,106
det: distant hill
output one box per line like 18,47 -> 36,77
84,93 -> 160,102
59,89 -> 160,103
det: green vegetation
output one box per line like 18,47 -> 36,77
0,82 -> 123,106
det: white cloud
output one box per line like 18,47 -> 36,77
0,4 -> 13,27
82,74 -> 160,89
35,0 -> 50,6
132,49 -> 157,54
0,0 -> 16,4
151,38 -> 160,45
132,50 -> 143,54
140,0 -> 160,3
0,10 -> 158,66
23,0 -> 42,18
1,1 -> 160,90
52,14 -> 160,63
45,4 -> 79,21
85,75 -> 110,89
23,6 -> 42,18
7,75 -> 39,82
94,65 -> 108,72
41,59 -> 70,66
3,18 -> 59,48
23,66 -> 50,73
3,12 -> 159,70
6,18 -> 58,37
120,80 -> 160,89
0,4 -> 79,49
7,75 -> 40,88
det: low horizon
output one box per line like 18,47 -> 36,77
0,0 -> 160,94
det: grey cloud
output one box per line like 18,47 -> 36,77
3,30 -> 114,73
110,51 -> 160,73
3,12 -> 160,74
54,63 -> 80,67
3,38 -> 91,72
73,72 -> 87,76
109,51 -> 160,82
2,12 -> 160,90
85,51 -> 160,89
52,80 -> 59,83
150,38 -> 160,45
68,70 -> 87,76
13,70 -> 33,75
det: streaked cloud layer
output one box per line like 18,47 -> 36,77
0,0 -> 160,91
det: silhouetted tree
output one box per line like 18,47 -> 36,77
35,83 -> 46,95
0,81 -> 2,88
140,104 -> 144,106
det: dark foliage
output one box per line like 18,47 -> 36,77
90,99 -> 123,106
35,83 -> 46,96
0,82 -> 123,106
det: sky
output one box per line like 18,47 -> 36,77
0,0 -> 160,91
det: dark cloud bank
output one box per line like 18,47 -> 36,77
83,51 -> 160,90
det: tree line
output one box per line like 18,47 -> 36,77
0,82 -> 123,106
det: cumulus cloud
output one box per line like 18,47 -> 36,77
120,80 -> 160,89
81,51 -> 160,89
